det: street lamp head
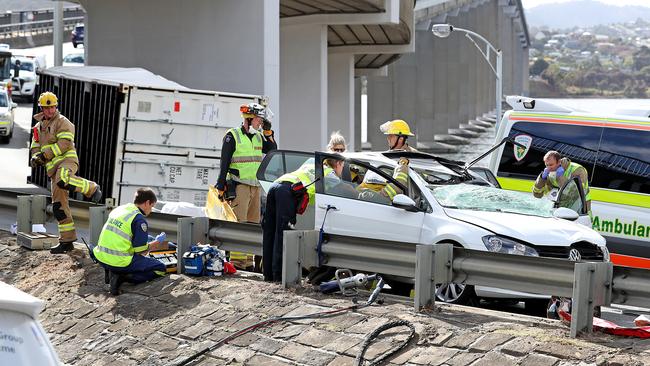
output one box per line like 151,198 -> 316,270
432,24 -> 453,38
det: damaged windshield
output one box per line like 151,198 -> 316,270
431,184 -> 555,217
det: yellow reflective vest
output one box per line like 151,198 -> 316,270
94,203 -> 145,267
276,163 -> 333,205
227,127 -> 263,186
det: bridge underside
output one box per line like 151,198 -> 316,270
73,0 -> 527,152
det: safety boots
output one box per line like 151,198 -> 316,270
50,241 -> 74,254
109,272 -> 126,296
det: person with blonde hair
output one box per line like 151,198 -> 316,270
327,131 -> 347,153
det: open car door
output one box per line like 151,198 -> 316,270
257,150 -> 316,230
555,176 -> 592,227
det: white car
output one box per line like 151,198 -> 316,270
62,53 -> 84,67
258,150 -> 608,307
0,281 -> 60,365
11,56 -> 41,102
0,90 -> 16,143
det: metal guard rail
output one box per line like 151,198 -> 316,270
8,193 -> 650,338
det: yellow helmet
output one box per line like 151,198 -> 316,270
38,92 -> 58,107
380,119 -> 414,136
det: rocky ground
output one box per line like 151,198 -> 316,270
0,231 -> 649,366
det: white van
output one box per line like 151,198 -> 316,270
489,96 -> 650,270
0,281 -> 60,365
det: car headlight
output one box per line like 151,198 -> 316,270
0,113 -> 10,120
482,235 -> 539,257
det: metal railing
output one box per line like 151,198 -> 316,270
0,16 -> 84,39
8,192 -> 650,338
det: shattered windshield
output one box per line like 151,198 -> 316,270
431,184 -> 555,217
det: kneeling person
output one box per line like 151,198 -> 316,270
93,187 -> 167,295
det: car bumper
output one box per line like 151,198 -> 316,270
0,121 -> 13,136
12,81 -> 36,97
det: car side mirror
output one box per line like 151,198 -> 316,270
553,207 -> 579,221
392,194 -> 418,212
11,102 -> 17,109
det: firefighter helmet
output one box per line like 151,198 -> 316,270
240,103 -> 267,119
380,119 -> 414,136
38,92 -> 58,107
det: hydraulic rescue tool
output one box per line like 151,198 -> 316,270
319,269 -> 390,296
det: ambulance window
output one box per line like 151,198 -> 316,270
497,122 -> 601,180
591,128 -> 650,194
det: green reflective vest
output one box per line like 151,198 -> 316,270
275,163 -> 333,205
549,162 -> 592,201
93,203 -> 143,267
227,127 -> 263,186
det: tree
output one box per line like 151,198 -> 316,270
633,46 -> 650,71
530,58 -> 550,76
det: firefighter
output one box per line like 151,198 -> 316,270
93,187 -> 167,295
380,119 -> 419,152
357,157 -> 410,204
215,102 -> 276,270
30,92 -> 102,254
533,150 -> 592,213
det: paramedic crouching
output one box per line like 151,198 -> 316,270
93,188 -> 167,295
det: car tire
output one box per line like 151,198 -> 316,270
434,241 -> 478,306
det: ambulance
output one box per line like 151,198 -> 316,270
489,96 -> 650,269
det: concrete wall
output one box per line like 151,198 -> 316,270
79,0 -> 280,119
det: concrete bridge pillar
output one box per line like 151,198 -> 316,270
393,52 -> 418,138
367,71 -> 393,150
354,77 -> 362,151
280,23 -> 328,150
454,7 -> 472,129
415,28 -> 438,144
467,4 -> 479,120
328,53 -> 355,151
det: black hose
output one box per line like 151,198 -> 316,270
354,320 -> 416,366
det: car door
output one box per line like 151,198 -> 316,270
555,176 -> 591,227
313,152 -> 425,243
256,149 -> 317,230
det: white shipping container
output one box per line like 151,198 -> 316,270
38,67 -> 263,206
117,153 -> 220,207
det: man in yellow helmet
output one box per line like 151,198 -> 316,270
380,119 -> 419,152
30,91 -> 102,254
215,102 -> 277,270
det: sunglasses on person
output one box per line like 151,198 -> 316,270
333,148 -> 345,152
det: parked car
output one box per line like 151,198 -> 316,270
257,149 -> 608,308
0,90 -> 16,143
10,56 -> 41,102
0,281 -> 60,365
62,53 -> 84,67
71,24 -> 84,48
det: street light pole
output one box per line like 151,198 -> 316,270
432,24 -> 503,128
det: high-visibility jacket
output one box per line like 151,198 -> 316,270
227,127 -> 263,186
358,164 -> 409,200
94,204 -> 147,267
30,111 -> 79,177
533,159 -> 591,202
276,162 -> 333,205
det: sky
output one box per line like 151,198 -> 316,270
522,0 -> 650,9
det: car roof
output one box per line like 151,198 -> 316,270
0,281 -> 44,319
341,150 -> 462,176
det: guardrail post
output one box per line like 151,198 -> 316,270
415,245 -> 435,311
434,244 -> 454,284
17,195 -> 47,233
571,262 -> 596,337
282,231 -> 303,288
177,217 -> 209,274
89,206 -> 109,246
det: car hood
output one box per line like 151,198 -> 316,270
0,106 -> 10,116
444,208 -> 606,247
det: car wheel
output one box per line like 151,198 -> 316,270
435,283 -> 477,305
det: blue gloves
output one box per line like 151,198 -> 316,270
541,168 -> 550,180
556,166 -> 565,177
154,232 -> 166,243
